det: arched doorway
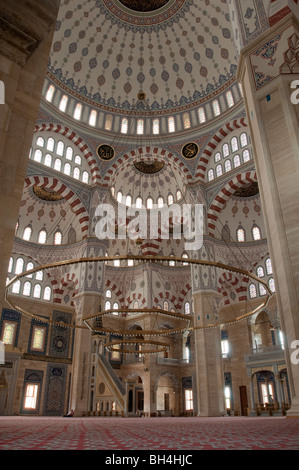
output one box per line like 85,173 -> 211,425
156,374 -> 176,416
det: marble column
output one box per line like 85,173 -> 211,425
238,12 -> 299,416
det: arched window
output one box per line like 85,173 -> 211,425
53,158 -> 61,172
249,283 -> 257,298
182,252 -> 189,265
163,300 -> 169,311
198,107 -> 206,124
64,163 -> 71,176
89,109 -> 97,127
117,191 -> 123,203
257,266 -> 264,278
36,270 -> 43,281
73,103 -> 82,120
216,164 -> 223,177
26,262 -> 34,278
184,301 -> 190,315
34,149 -> 42,162
225,160 -> 232,172
208,169 -> 214,181
214,152 -> 221,163
74,155 -> 81,165
73,167 -> 80,180
3,323 -> 16,344
259,283 -> 267,296
212,99 -> 221,116
59,94 -> 68,112
233,155 -> 241,168
183,112 -> 191,129
137,119 -> 144,135
168,116 -> 175,133
167,194 -> 174,206
147,197 -> 153,209
269,278 -> 275,293
38,229 -> 47,244
231,137 -> 239,153
112,302 -> 119,316
136,197 -> 143,209
33,284 -> 42,299
121,118 -> 128,134
44,154 -> 52,167
15,258 -> 24,274
222,143 -> 229,157
82,171 -> 89,184
57,141 -> 64,156
243,149 -> 250,162
226,90 -> 234,108
240,132 -> 248,147
36,137 -> 44,147
12,280 -> 21,294
252,225 -> 261,240
43,286 -> 51,301
106,289 -> 112,298
237,227 -> 245,242
157,196 -> 164,208
45,84 -> 55,102
266,258 -> 273,275
54,230 -> 62,245
153,118 -> 159,135
105,300 -> 111,311
23,226 -> 32,241
66,146 -> 73,160
23,281 -> 31,296
126,195 -> 132,207
47,137 -> 55,152
105,115 -> 113,131
176,190 -> 182,201
8,257 -> 13,273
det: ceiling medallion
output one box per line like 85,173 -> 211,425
119,0 -> 170,12
33,186 -> 64,201
97,144 -> 115,161
181,142 -> 199,160
134,160 -> 165,174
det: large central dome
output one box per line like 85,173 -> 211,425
47,0 -> 239,118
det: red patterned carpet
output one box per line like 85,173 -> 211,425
0,416 -> 299,451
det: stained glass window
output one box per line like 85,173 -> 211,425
223,144 -> 229,158
153,118 -> 159,135
225,160 -> 232,172
240,132 -> 248,147
216,164 -> 223,177
38,229 -> 47,244
147,197 -> 153,209
266,258 -> 273,275
167,194 -> 174,206
15,257 -> 24,274
158,196 -> 164,208
105,115 -> 113,131
34,149 -> 42,162
249,283 -> 257,298
3,322 -> 16,344
259,283 -> 267,296
269,278 -> 275,292
43,286 -> 51,301
24,384 -> 39,409
54,158 -> 62,171
226,91 -> 234,108
215,152 -> 221,163
33,284 -> 41,299
121,118 -> 128,134
74,103 -> 82,120
12,280 -> 21,294
32,327 -> 45,350
252,225 -> 261,240
8,257 -> 13,273
257,266 -> 264,278
73,167 -> 80,180
137,119 -> 144,135
44,154 -> 52,167
47,138 -> 55,152
57,141 -> 64,156
208,169 -> 214,181
198,107 -> 206,124
23,281 -> 31,296
74,155 -> 81,165
45,84 -> 55,103
54,230 -> 62,245
66,146 -> 73,160
89,109 -> 97,126
26,262 -> 34,278
237,227 -> 245,242
36,137 -> 44,147
59,95 -> 68,112
64,163 -> 71,175
82,171 -> 89,183
233,155 -> 241,168
185,302 -> 190,315
243,149 -> 250,162
212,99 -> 221,116
168,116 -> 175,133
231,137 -> 239,153
183,112 -> 191,129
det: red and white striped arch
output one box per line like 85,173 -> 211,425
207,170 -> 258,237
52,272 -> 79,306
195,117 -> 248,182
218,271 -> 249,305
34,123 -> 101,184
24,175 -> 89,236
103,146 -> 193,187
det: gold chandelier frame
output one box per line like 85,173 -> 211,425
5,255 -> 272,337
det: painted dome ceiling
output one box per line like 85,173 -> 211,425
47,0 -> 239,117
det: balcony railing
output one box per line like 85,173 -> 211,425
245,344 -> 285,363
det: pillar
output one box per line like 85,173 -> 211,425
238,11 -> 299,416
0,0 -> 60,312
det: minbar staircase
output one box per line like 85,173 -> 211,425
98,353 -> 126,412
